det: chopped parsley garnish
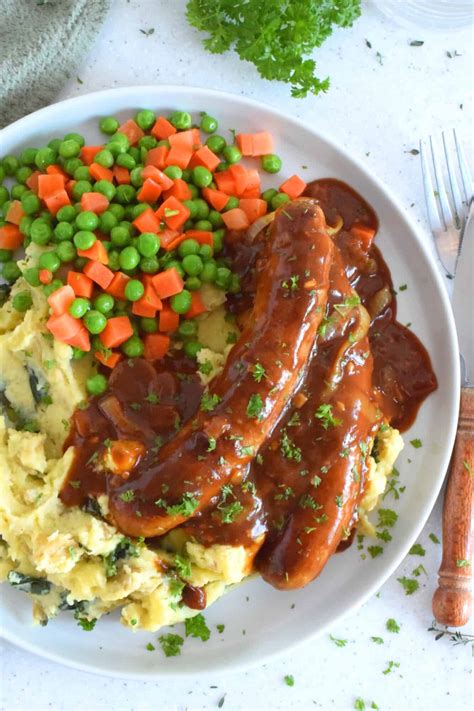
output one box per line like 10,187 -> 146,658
69,480 -> 81,489
456,559 -> 470,568
299,494 -> 321,510
397,576 -> 419,595
334,293 -> 360,315
288,412 -> 301,427
409,543 -> 426,556
185,613 -> 211,641
241,481 -> 257,495
376,529 -> 392,543
377,508 -> 398,528
146,642 -> 155,651
386,618 -> 400,633
218,501 -> 244,523
166,492 -> 199,517
367,546 -> 383,559
252,362 -> 266,383
174,554 -> 192,579
410,438 -> 422,449
371,636 -> 384,645
145,392 -> 160,404
130,402 -> 141,411
198,359 -> 213,375
169,577 -> 185,598
280,430 -> 302,462
284,674 -> 295,687
246,393 -> 264,420
274,485 -> 295,501
207,436 -> 217,452
314,403 -> 342,429
200,392 -> 222,412
429,533 -> 441,544
282,275 -> 299,291
382,660 -> 400,675
334,494 -> 343,508
216,623 -> 225,633
76,617 -> 96,631
159,633 -> 184,657
463,460 -> 473,476
329,634 -> 347,647
119,490 -> 135,502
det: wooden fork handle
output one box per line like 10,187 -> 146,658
432,388 -> 474,627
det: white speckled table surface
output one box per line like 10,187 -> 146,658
1,1 -> 473,709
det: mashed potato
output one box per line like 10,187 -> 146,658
0,272 -> 403,632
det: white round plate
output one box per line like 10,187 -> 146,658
0,86 -> 459,679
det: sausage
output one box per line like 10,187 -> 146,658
108,200 -> 334,538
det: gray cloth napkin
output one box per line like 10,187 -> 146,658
0,0 -> 111,128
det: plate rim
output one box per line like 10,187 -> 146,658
0,84 -> 460,679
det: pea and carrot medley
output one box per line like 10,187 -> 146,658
0,109 -> 308,394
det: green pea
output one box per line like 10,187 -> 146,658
119,245 -> 140,270
137,232 -> 160,258
215,266 -> 232,289
75,210 -> 99,231
261,154 -> 282,174
194,219 -> 213,231
18,216 -> 32,237
86,373 -> 108,396
121,335 -> 144,358
72,180 -> 93,201
57,205 -> 76,222
83,310 -> 107,334
134,109 -> 156,131
94,293 -> 115,315
59,139 -> 81,159
116,152 -> 136,170
228,274 -> 241,294
0,186 -> 9,207
200,260 -> 217,283
271,192 -> 290,210
111,226 -> 131,247
95,149 -> 114,168
114,300 -> 129,314
99,116 -> 120,135
108,250 -> 121,271
200,114 -> 218,133
261,188 -> 278,203
181,169 -> 191,182
23,267 -> 40,286
106,132 -> 129,155
140,317 -> 158,334
2,260 -> 22,282
182,254 -> 203,276
1,201 -> 11,219
12,290 -> 33,312
215,162 -> 229,173
205,136 -> 225,156
94,179 -> 116,201
0,166 -> 4,183
20,147 -> 38,166
15,166 -> 32,184
71,346 -> 87,360
208,210 -> 223,228
57,240 -> 77,263
180,200 -> 196,221
2,155 -> 19,176
192,198 -> 209,220
65,158 -> 83,176
178,320 -> 198,338
124,279 -> 144,302
164,165 -> 182,180
213,229 -> 225,253
74,230 -> 96,251
46,138 -> 61,153
140,255 -> 160,274
35,147 -> 56,171
129,203 -> 149,220
129,167 -> 143,189
115,184 -> 136,204
120,220 -> 135,236
192,166 -> 213,188
11,185 -> 27,200
185,276 -> 201,291
38,251 -> 61,272
223,145 -> 242,164
74,257 -> 88,270
0,249 -> 12,263
198,244 -> 213,260
224,196 -> 239,211
30,219 -> 52,245
170,290 -> 191,315
178,239 -> 200,258
53,221 -> 74,242
69,297 -> 91,318
63,132 -> 85,148
99,210 -> 118,234
106,204 -> 124,222
139,135 -> 157,151
20,192 -> 40,215
72,166 -> 90,183
184,340 -> 202,359
163,260 -> 185,278
187,184 -> 199,199
169,111 -> 192,130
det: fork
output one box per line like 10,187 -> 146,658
420,129 -> 473,277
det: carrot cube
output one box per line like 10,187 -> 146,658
159,304 -> 179,333
83,260 -> 114,289
0,224 -> 23,250
80,192 -> 109,214
279,174 -> 307,200
133,207 -> 161,234
185,292 -> 208,319
221,208 -> 250,231
151,267 -> 184,299
151,116 -> 177,140
155,196 -> 190,230
105,272 -> 130,300
143,333 -> 170,360
67,271 -> 94,298
118,119 -> 144,146
100,316 -> 134,348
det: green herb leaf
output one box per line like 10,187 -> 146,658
284,674 -> 295,687
246,393 -> 264,420
329,634 -> 347,647
409,543 -> 426,556
397,576 -> 419,595
410,438 -> 422,448
185,613 -> 211,641
158,633 -> 184,657
315,403 -> 342,429
386,618 -> 400,633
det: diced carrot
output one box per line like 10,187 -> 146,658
131,298 -> 158,318
165,145 -> 193,170
80,146 -> 103,165
192,146 -> 220,172
47,284 -> 76,315
83,260 -> 114,289
77,240 -> 109,264
67,271 -> 94,297
214,170 -> 236,195
105,271 -> 130,300
158,228 -> 180,250
26,171 -> 40,193
118,119 -> 145,146
151,116 -> 177,140
184,230 -> 214,247
163,178 -> 192,202
201,187 -> 230,212
141,165 -> 173,190
185,291 -> 208,319
39,269 -> 53,285
349,223 -> 376,249
240,185 -> 261,199
279,174 -> 307,200
0,224 -> 23,250
64,325 -> 91,352
47,311 -> 81,341
145,146 -> 169,170
238,198 -> 267,224
100,316 -> 134,349
169,129 -> 201,150
141,276 -> 163,310
143,333 -> 170,360
133,207 -> 161,234
80,192 -> 109,214
5,201 -> 25,226
236,133 -> 254,156
95,350 -> 122,368
245,168 -> 260,192
151,267 -> 184,299
112,165 -> 131,185
163,233 -> 188,252
89,163 -> 114,183
46,164 -> 69,178
250,131 -> 274,156
38,173 -> 65,199
44,189 -> 71,215
138,178 -> 162,203
65,180 -> 76,198
155,196 -> 190,230
228,164 -> 248,196
159,304 -> 179,332
221,208 -> 250,230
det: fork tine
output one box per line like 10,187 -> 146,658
429,135 -> 454,229
420,138 -> 443,233
442,131 -> 464,228
453,128 -> 474,205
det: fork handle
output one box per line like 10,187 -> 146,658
432,387 -> 474,626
